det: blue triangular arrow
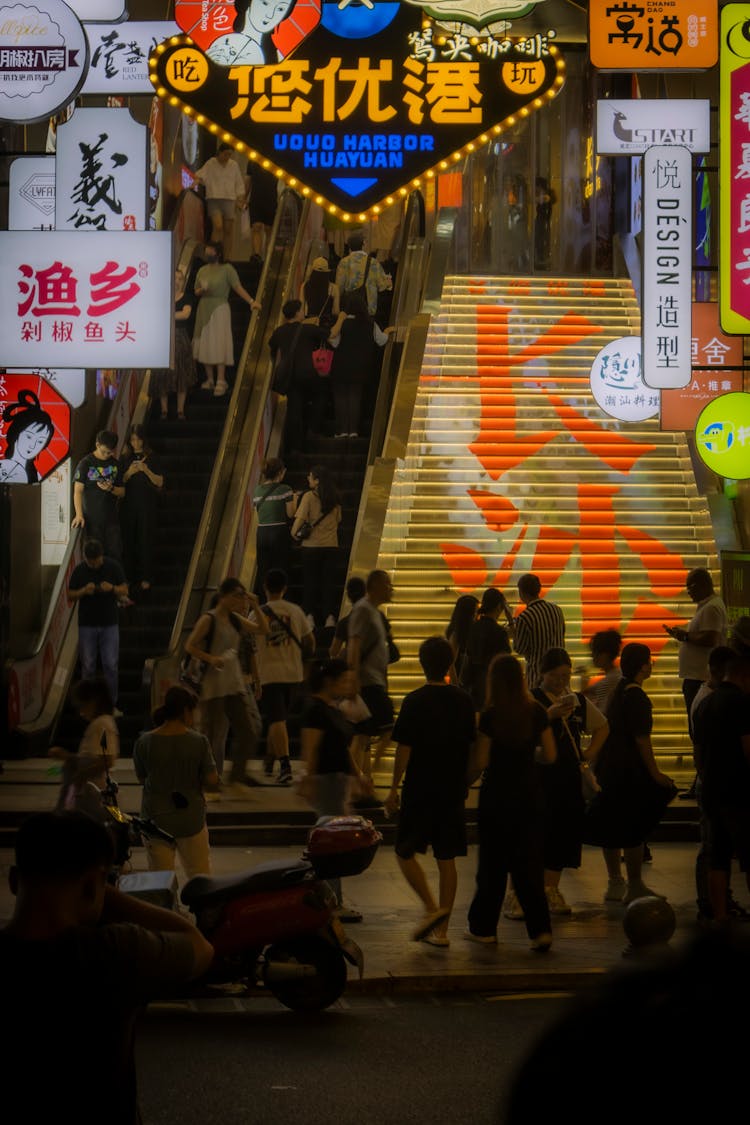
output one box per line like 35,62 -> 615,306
330,177 -> 378,198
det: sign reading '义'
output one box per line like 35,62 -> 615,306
151,3 -> 565,218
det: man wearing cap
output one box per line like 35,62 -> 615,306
335,232 -> 392,316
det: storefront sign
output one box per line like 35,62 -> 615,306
0,372 -> 71,484
695,392 -> 750,479
589,336 -> 659,422
9,156 -> 55,230
0,0 -> 88,123
720,5 -> 750,334
83,21 -> 179,94
41,457 -> 70,565
596,99 -> 710,156
55,107 -> 148,230
661,304 -> 745,432
0,230 -> 173,368
589,0 -> 718,71
19,367 -> 85,406
72,1 -> 125,18
642,145 -> 692,390
151,11 -> 566,218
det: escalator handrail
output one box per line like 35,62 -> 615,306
160,190 -> 307,659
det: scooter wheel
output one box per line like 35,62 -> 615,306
264,936 -> 347,1012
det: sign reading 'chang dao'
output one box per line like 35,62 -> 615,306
152,2 -> 565,219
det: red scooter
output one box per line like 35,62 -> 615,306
106,784 -> 381,1012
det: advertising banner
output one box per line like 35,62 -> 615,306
720,4 -> 750,334
9,156 -> 55,230
0,230 -> 173,368
0,0 -> 88,123
82,21 -> 180,95
695,392 -> 750,480
588,0 -> 717,71
661,303 -> 744,432
596,99 -> 710,156
55,107 -> 148,230
0,372 -> 71,485
589,336 -> 659,422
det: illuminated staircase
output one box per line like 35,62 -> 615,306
377,276 -> 719,761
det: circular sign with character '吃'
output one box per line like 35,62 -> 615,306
589,336 -> 660,423
0,1 -> 88,124
695,391 -> 750,480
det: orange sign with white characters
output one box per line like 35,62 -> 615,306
661,303 -> 745,431
589,0 -> 718,72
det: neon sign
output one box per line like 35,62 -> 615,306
152,4 -> 565,219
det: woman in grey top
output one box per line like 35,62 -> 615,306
133,687 -> 219,878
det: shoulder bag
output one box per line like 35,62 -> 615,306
262,604 -> 303,649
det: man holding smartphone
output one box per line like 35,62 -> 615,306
68,538 -> 128,712
664,568 -> 727,734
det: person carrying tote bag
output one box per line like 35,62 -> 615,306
290,465 -> 342,630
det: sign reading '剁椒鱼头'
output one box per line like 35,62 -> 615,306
152,3 -> 565,218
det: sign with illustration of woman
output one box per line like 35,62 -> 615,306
0,377 -> 71,485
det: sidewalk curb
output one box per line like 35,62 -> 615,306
345,967 -> 608,995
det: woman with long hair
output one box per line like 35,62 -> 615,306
328,289 -> 394,438
0,390 -> 54,484
301,257 -> 339,329
461,587 -> 513,712
193,241 -> 259,397
585,643 -> 676,904
291,464 -> 342,629
151,265 -> 196,421
527,648 -> 609,918
465,654 -> 556,950
119,425 -> 164,594
445,593 -> 479,684
133,686 -> 219,878
252,457 -> 297,593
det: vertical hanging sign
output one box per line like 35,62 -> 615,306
642,144 -> 692,389
55,108 -> 149,231
720,5 -> 750,334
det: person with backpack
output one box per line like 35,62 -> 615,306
253,568 -> 315,784
328,290 -> 394,438
290,465 -> 342,630
335,231 -> 392,316
184,578 -> 269,796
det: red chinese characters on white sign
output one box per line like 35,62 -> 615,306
0,232 -> 172,368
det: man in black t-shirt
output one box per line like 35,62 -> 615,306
1,812 -> 212,1125
385,636 -> 476,946
72,429 -> 124,561
69,538 -> 128,708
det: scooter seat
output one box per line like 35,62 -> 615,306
181,858 -> 315,908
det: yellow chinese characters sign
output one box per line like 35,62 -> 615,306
589,0 -> 718,71
151,12 -> 565,219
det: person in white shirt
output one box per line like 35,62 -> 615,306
664,568 -> 727,737
194,145 -> 247,257
254,568 -> 315,785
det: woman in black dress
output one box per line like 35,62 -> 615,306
328,290 -> 393,438
445,593 -> 478,685
461,588 -> 512,712
466,654 -> 556,951
119,425 -> 164,594
529,648 -> 609,917
585,643 -> 676,904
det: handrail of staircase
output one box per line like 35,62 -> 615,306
345,207 -> 457,582
146,191 -> 310,704
9,189 -> 207,745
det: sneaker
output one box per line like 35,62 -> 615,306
545,886 -> 572,916
530,932 -> 552,953
604,877 -> 627,903
503,891 -> 525,920
324,615 -> 336,628
277,768 -> 293,786
622,881 -> 667,905
213,381 -> 228,397
463,929 -> 497,945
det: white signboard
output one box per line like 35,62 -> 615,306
642,145 -> 693,391
0,231 -> 173,369
596,99 -> 711,155
41,457 -> 70,565
73,1 -> 125,18
55,108 -> 148,231
9,157 -> 55,230
82,22 -> 179,94
19,368 -> 85,406
0,1 -> 88,124
589,336 -> 659,422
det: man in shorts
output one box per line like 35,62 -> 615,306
693,648 -> 750,922
195,143 -> 247,256
347,569 -> 395,789
385,636 -> 476,946
254,568 -> 315,785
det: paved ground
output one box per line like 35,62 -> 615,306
0,829 -> 725,993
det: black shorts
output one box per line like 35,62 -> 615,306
706,805 -> 750,872
355,684 -> 394,735
395,800 -> 467,861
261,682 -> 293,724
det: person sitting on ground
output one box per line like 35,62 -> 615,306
0,811 -> 213,1125
133,687 -> 218,879
385,636 -> 476,946
253,568 -> 315,785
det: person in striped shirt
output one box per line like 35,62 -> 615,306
513,574 -> 566,690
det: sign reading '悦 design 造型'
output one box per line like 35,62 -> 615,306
151,4 -> 564,218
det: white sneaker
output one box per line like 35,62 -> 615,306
213,381 -> 228,397
463,929 -> 497,944
503,891 -> 525,920
545,886 -> 572,915
604,877 -> 627,903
